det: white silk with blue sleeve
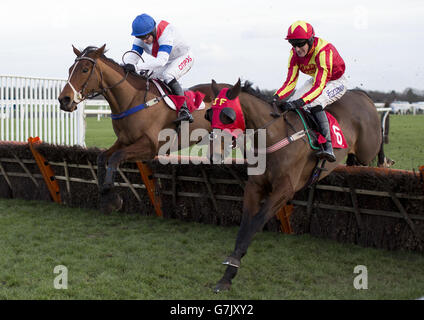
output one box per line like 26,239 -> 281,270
124,21 -> 194,84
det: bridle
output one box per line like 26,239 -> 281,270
67,55 -> 129,104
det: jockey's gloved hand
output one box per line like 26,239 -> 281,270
271,95 -> 283,108
279,98 -> 306,112
270,95 -> 283,117
123,63 -> 136,73
139,69 -> 151,77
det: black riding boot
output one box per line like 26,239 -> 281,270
168,79 -> 193,123
311,106 -> 336,162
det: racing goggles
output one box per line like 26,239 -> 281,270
289,39 -> 308,48
138,33 -> 152,40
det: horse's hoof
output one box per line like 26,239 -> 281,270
214,281 -> 232,293
100,192 -> 123,214
100,204 -> 114,215
99,184 -> 113,195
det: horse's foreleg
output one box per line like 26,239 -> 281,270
97,140 -> 123,194
100,136 -> 155,214
214,181 -> 263,292
214,176 -> 294,293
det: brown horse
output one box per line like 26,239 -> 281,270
58,45 -> 215,213
208,78 -> 385,292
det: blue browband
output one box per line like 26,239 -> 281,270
110,96 -> 164,120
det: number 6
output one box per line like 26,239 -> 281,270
332,125 -> 343,145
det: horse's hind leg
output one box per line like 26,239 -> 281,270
215,176 -> 294,292
346,153 -> 362,166
376,140 -> 395,167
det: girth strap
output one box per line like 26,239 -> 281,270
110,96 -> 165,120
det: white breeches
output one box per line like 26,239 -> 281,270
151,50 -> 194,84
290,75 -> 348,108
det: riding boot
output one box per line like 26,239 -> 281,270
311,106 -> 336,162
168,79 -> 194,123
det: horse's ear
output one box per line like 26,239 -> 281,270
99,44 -> 106,54
226,78 -> 241,100
211,79 -> 220,97
72,45 -> 81,56
92,44 -> 106,59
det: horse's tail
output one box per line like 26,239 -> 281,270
350,90 -> 395,168
377,107 -> 395,168
381,102 -> 390,144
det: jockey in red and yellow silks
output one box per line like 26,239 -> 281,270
273,21 -> 348,162
275,37 -> 345,104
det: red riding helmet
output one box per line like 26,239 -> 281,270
286,21 -> 315,40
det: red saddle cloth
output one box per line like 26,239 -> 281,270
166,91 -> 205,112
177,91 -> 206,113
151,79 -> 205,112
316,112 -> 348,149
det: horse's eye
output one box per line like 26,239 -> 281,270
82,68 -> 89,73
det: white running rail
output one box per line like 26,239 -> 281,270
0,75 -> 85,146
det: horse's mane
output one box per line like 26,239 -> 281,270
241,80 -> 274,105
81,46 -> 119,67
81,46 -> 149,89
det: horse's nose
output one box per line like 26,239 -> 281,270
59,96 -> 72,111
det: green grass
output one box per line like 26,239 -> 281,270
383,115 -> 424,170
84,116 -> 116,149
0,198 -> 423,300
84,114 -> 424,171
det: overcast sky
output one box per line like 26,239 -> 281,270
1,0 -> 423,92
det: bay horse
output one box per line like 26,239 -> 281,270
58,45 -> 214,213
208,79 -> 384,292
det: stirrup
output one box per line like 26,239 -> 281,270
316,149 -> 336,162
174,110 -> 193,123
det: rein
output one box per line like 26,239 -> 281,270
68,54 -> 164,119
229,107 -> 312,154
67,56 -> 129,104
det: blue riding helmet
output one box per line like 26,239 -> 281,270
131,14 -> 156,36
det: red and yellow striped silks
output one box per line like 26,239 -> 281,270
275,37 -> 345,104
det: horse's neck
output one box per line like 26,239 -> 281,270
239,94 -> 281,130
98,60 -> 144,114
239,94 -> 289,144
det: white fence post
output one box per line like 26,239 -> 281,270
0,75 -> 86,147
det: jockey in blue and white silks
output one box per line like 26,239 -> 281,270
123,13 -> 194,123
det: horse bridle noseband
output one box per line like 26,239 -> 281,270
67,55 -> 128,104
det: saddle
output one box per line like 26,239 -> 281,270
294,108 -> 348,150
292,108 -> 348,188
151,79 -> 206,113
296,109 -> 324,149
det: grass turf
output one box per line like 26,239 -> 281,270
0,198 -> 423,299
